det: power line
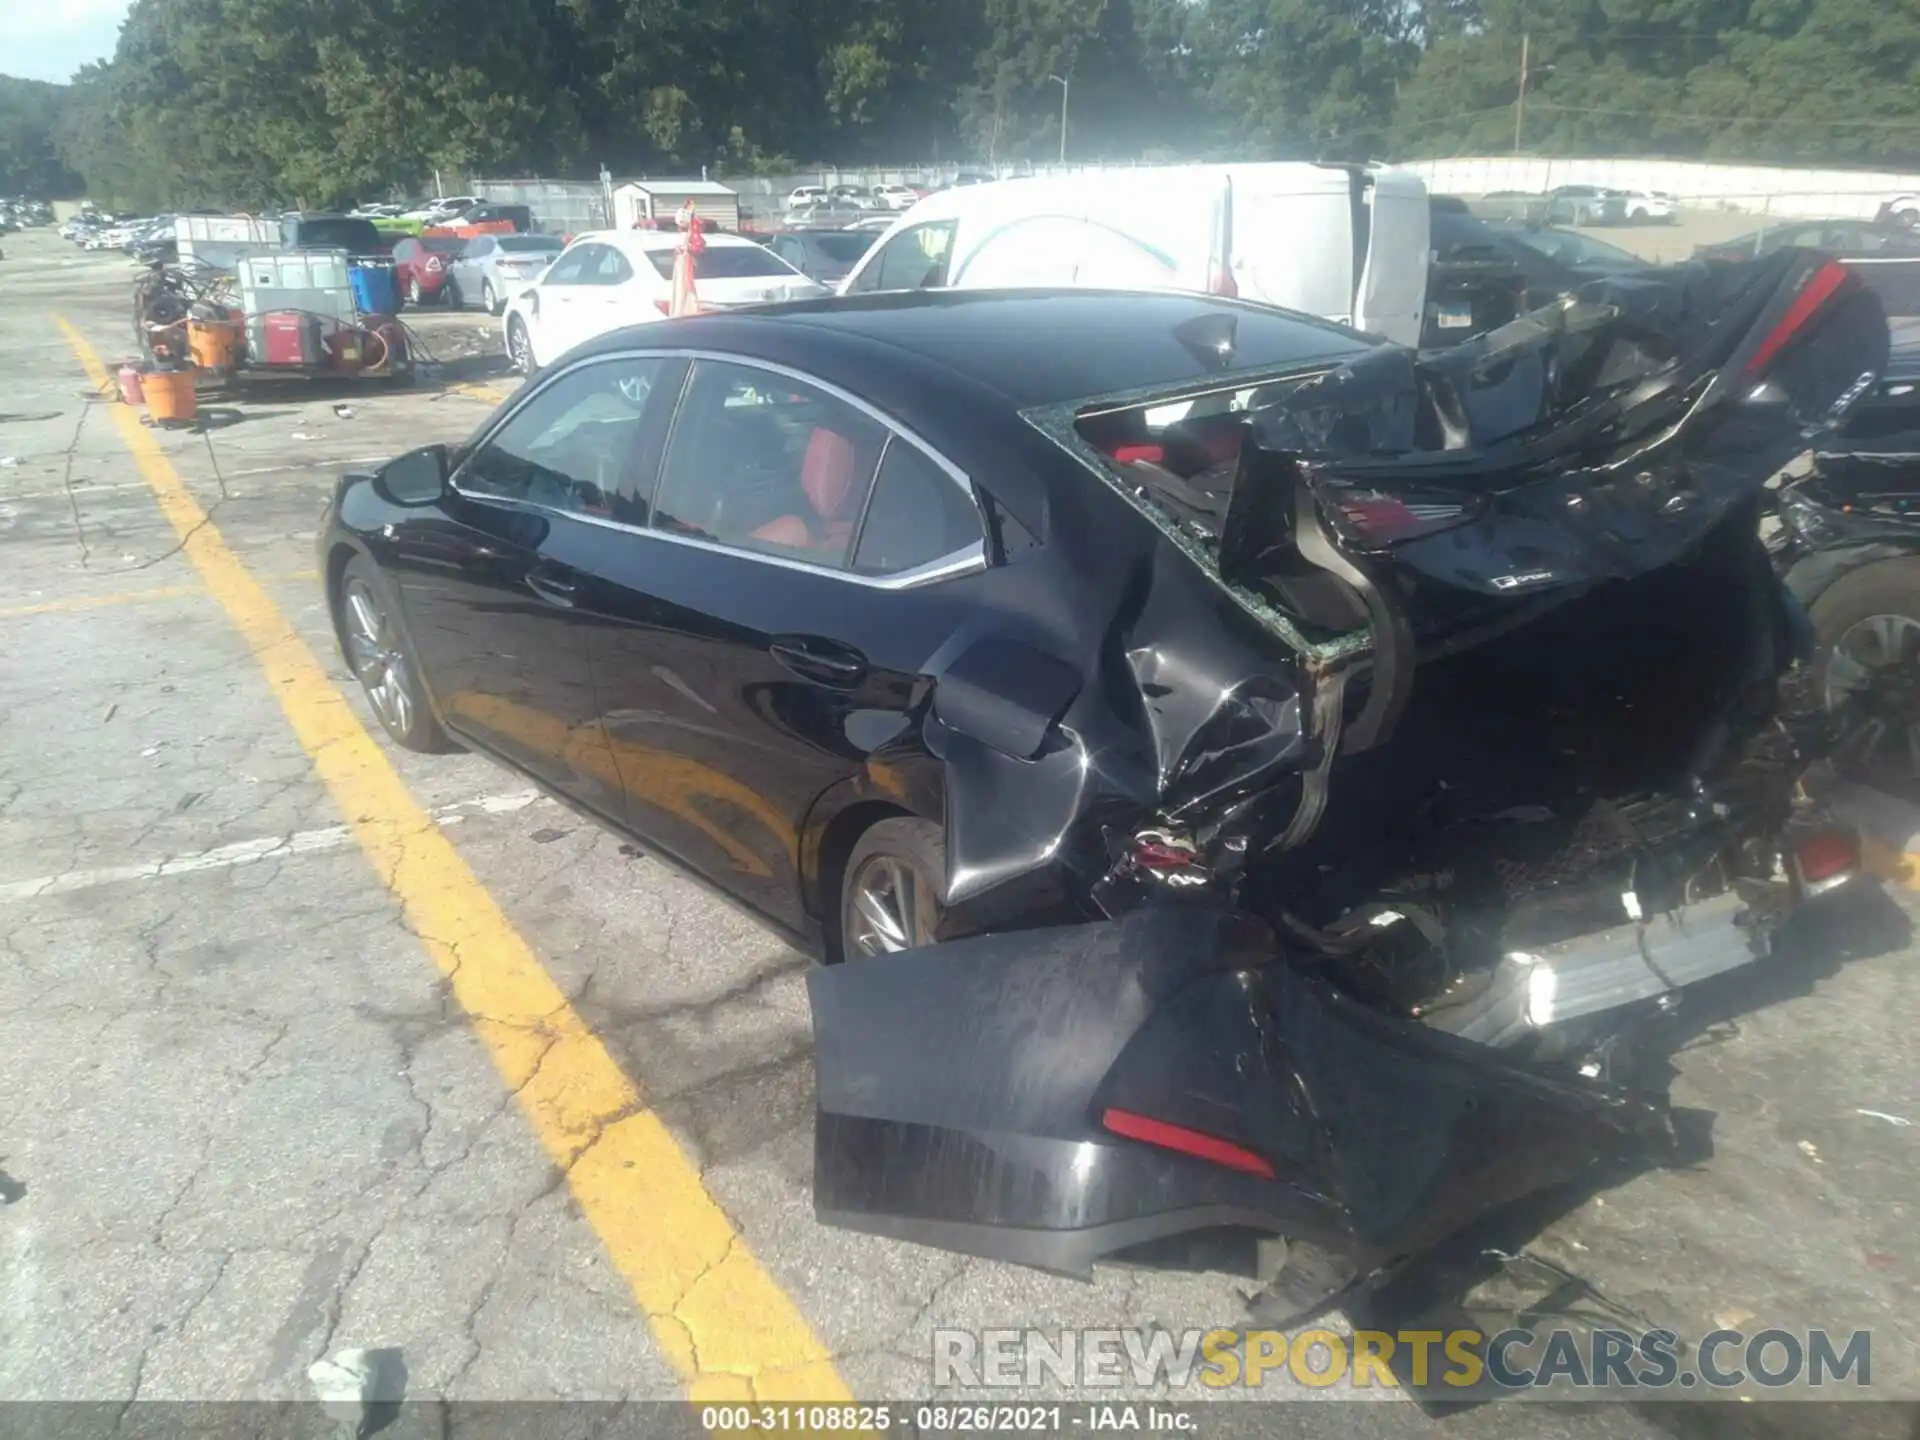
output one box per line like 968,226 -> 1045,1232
1530,102 -> 1920,132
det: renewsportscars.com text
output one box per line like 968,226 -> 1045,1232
932,1326 -> 1873,1392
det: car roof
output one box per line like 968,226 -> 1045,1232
574,288 -> 1374,408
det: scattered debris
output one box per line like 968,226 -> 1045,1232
1855,1109 -> 1914,1127
291,430 -> 319,441
530,827 -> 571,844
308,1347 -> 408,1440
101,703 -> 117,724
1798,1139 -> 1824,1163
141,745 -> 162,758
176,792 -> 205,812
1715,1305 -> 1756,1330
0,457 -> 20,467
0,1165 -> 24,1206
332,403 -> 356,419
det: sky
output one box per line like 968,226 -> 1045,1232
8,0 -> 133,84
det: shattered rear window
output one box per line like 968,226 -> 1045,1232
1026,367 -> 1373,663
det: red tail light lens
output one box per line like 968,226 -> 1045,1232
653,299 -> 671,315
1102,1108 -> 1275,1179
1743,260 -> 1848,379
1323,485 -> 1479,548
1795,829 -> 1859,885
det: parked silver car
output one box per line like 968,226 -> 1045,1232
445,233 -> 566,314
1544,185 -> 1628,226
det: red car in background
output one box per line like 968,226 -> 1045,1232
390,236 -> 466,305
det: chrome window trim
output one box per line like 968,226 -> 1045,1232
450,347 -> 990,592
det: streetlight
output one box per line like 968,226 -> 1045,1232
1048,73 -> 1070,165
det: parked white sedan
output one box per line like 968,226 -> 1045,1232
1618,189 -> 1677,223
502,230 -> 830,374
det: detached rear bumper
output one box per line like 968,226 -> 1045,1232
809,910 -> 1670,1288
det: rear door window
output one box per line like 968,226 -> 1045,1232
541,246 -> 595,285
588,246 -> 634,284
652,360 -> 886,566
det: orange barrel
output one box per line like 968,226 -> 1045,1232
144,369 -> 199,424
187,318 -> 243,371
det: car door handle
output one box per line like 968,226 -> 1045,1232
769,635 -> 868,688
525,568 -> 579,608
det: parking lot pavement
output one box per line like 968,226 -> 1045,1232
4,228 -> 1919,1435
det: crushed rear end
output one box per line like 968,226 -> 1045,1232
810,250 -> 1890,1310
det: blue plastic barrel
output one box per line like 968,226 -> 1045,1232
348,261 -> 397,317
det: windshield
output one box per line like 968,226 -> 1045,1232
497,235 -> 561,253
810,233 -> 875,263
643,245 -> 796,279
420,236 -> 467,254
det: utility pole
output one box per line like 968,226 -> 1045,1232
1048,74 -> 1070,164
1513,31 -> 1530,154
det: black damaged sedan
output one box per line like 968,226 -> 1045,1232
320,263 -> 1884,1322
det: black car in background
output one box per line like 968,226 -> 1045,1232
320,267 -> 1879,1323
1774,338 -> 1920,793
765,227 -> 878,286
1698,219 -> 1920,317
1697,218 -> 1920,264
1425,200 -> 1648,345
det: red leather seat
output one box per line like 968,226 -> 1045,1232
750,427 -> 862,551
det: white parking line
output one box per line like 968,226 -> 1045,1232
0,790 -> 547,903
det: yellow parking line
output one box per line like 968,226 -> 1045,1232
449,380 -> 514,404
57,318 -> 847,1404
0,570 -> 322,620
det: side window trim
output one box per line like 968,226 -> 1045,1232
454,346 -> 990,589
842,432 -> 895,570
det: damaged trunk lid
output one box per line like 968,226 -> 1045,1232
813,252 -> 1891,1298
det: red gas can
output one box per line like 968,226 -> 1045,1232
261,311 -> 319,367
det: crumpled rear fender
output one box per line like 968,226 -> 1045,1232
809,909 -> 1671,1281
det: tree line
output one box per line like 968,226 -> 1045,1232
3,0 -> 1916,210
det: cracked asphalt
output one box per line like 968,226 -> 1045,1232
3,226 -> 1919,1439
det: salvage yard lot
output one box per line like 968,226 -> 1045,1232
2,226 -> 1918,1437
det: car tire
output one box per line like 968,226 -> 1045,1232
444,277 -> 463,310
408,275 -> 424,305
506,314 -> 536,375
1809,555 -> 1920,795
1897,208 -> 1920,231
1630,207 -> 1648,223
837,817 -> 946,961
336,556 -> 456,753
483,280 -> 500,315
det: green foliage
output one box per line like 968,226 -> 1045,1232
0,76 -> 82,195
18,0 -> 1920,210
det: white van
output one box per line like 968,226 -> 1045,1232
837,163 -> 1431,346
